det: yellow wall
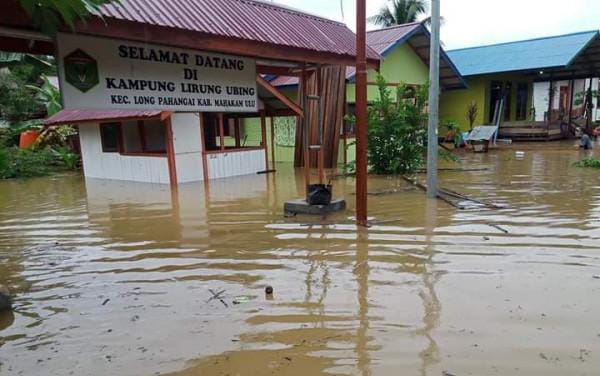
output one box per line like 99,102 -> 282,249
347,43 -> 430,103
440,73 -> 535,131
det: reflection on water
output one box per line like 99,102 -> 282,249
0,142 -> 599,375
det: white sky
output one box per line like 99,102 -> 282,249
270,0 -> 600,50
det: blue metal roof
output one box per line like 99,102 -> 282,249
448,30 -> 600,76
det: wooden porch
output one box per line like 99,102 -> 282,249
498,121 -> 564,141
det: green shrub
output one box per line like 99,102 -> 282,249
0,148 -> 9,175
0,147 -> 54,179
573,158 -> 600,169
0,72 -> 44,124
364,76 -> 429,175
52,146 -> 80,170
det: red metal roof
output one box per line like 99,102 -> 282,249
270,24 -> 422,87
365,22 -> 421,54
272,22 -> 467,90
269,75 -> 301,87
97,0 -> 380,61
45,109 -> 163,126
346,23 -> 422,78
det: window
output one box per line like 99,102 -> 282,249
202,113 -> 256,152
100,123 -> 120,152
99,119 -> 166,156
516,83 -> 529,121
140,119 -> 166,153
202,113 -> 220,151
343,103 -> 356,137
121,121 -> 143,153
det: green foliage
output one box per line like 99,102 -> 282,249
0,144 -> 80,178
19,0 -> 120,35
573,158 -> 600,169
442,120 -> 460,132
274,117 -> 296,147
349,75 -> 429,175
27,74 -> 62,117
52,146 -> 80,170
0,147 -> 54,179
35,125 -> 77,150
0,72 -> 44,124
369,0 -> 427,26
442,120 -> 465,148
0,148 -> 8,175
574,89 -> 599,107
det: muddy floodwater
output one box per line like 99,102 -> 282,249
1,141 -> 600,375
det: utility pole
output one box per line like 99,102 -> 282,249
427,0 -> 441,198
355,0 -> 368,225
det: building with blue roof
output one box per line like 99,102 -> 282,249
440,30 -> 600,140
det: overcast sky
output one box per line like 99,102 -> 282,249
271,0 -> 600,50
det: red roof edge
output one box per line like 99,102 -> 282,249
45,109 -> 163,126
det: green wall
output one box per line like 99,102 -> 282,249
238,117 -> 296,162
440,73 -> 535,131
346,43 -> 430,103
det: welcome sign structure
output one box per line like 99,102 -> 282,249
56,33 -> 258,112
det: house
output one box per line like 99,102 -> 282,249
440,30 -> 600,140
0,0 -> 380,186
262,22 -> 465,164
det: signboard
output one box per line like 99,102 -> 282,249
56,33 -> 258,112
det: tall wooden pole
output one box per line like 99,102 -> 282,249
355,0 -> 368,226
426,0 -> 441,198
302,67 -> 311,197
270,116 -> 276,168
218,113 -> 225,151
260,110 -> 268,171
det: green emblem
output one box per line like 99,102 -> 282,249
64,49 -> 99,92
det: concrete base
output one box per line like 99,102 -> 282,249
284,198 -> 346,216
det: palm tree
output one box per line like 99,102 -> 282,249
369,0 -> 428,27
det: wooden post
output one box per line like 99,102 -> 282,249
568,74 -> 575,135
343,82 -> 348,168
426,0 -> 440,199
342,123 -> 348,167
355,0 -> 368,225
547,74 -> 554,130
234,117 -> 241,148
317,65 -> 325,184
164,115 -> 178,189
199,113 -> 209,182
260,110 -> 268,171
218,113 -> 225,151
270,116 -> 276,168
137,120 -> 147,151
586,77 -> 593,132
302,66 -> 311,197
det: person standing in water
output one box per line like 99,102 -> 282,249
580,133 -> 593,150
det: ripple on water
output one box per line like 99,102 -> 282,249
1,144 -> 600,375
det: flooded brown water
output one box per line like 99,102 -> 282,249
1,141 -> 600,376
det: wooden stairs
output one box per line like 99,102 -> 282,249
498,121 -> 565,141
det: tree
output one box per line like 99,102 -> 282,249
369,0 -> 428,27
18,0 -> 119,35
345,76 -> 429,175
